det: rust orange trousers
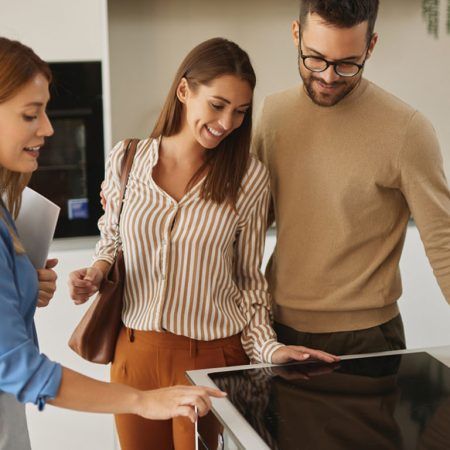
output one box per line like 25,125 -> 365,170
111,327 -> 249,450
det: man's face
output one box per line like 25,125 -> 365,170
292,13 -> 377,107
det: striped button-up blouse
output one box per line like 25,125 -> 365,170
94,138 -> 283,362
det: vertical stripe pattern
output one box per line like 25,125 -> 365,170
94,138 -> 283,362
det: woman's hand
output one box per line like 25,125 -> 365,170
271,345 -> 339,365
136,386 -> 227,423
68,266 -> 104,305
37,258 -> 58,307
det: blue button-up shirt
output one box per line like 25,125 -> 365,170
0,206 -> 62,409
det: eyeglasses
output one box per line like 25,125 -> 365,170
298,38 -> 369,78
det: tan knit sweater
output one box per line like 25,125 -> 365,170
253,78 -> 450,333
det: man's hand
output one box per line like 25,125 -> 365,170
271,345 -> 339,365
37,258 -> 58,308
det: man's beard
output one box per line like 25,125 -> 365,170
301,71 -> 361,107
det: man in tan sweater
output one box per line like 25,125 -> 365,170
253,0 -> 450,355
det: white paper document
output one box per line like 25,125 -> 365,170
15,187 -> 60,269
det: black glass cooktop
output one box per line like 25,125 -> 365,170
208,352 -> 450,450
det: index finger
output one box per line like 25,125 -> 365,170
198,387 -> 227,398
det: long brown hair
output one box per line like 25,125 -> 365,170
151,37 -> 256,207
0,37 -> 52,251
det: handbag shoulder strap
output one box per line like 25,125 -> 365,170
117,138 -> 139,220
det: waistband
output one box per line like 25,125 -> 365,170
123,327 -> 242,350
275,302 -> 400,333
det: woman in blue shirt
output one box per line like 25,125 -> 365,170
0,36 -> 224,450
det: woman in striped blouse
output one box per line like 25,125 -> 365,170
0,36 -> 223,450
69,37 -> 337,450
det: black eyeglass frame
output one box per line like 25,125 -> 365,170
298,36 -> 371,78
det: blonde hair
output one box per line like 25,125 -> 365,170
0,37 -> 51,253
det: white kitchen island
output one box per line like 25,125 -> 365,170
188,345 -> 450,450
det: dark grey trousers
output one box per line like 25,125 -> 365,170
274,314 -> 406,356
0,393 -> 31,450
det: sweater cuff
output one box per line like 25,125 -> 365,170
260,339 -> 285,363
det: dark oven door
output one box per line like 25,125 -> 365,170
28,61 -> 105,238
29,108 -> 104,238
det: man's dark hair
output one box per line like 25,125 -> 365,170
299,0 -> 379,42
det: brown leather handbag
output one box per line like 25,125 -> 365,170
68,139 -> 139,364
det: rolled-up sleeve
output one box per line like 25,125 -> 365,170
0,237 -> 61,409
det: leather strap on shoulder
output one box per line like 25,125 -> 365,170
117,138 -> 139,220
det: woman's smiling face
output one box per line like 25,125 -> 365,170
178,74 -> 253,150
0,73 -> 53,173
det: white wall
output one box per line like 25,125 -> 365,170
0,0 -> 105,62
25,239 -> 117,450
399,227 -> 450,348
0,0 -> 113,152
365,0 -> 450,179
